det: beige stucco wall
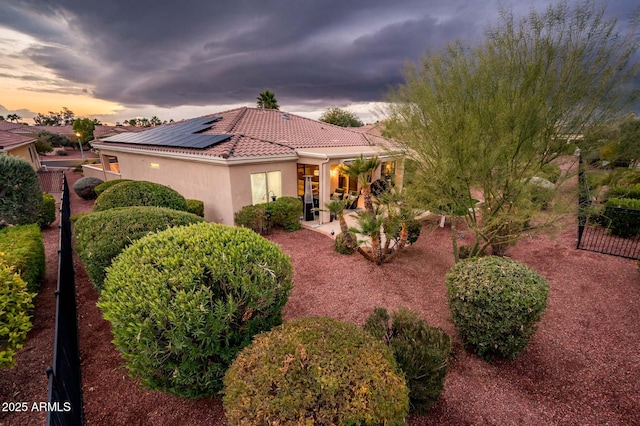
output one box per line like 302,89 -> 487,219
6,143 -> 40,170
227,162 -> 298,212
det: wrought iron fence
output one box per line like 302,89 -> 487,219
577,156 -> 640,260
46,173 -> 84,426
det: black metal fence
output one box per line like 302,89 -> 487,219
46,173 -> 84,426
577,156 -> 640,260
38,170 -> 65,203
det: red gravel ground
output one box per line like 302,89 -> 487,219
2,165 -> 639,425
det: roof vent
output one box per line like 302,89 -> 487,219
281,113 -> 290,120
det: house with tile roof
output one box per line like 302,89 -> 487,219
0,130 -> 41,169
86,107 -> 404,225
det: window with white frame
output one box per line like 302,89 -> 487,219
251,171 -> 282,205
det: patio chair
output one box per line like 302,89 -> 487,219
332,188 -> 346,200
345,191 -> 359,209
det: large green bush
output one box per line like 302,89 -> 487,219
0,263 -> 34,368
270,196 -> 302,231
364,307 -> 451,413
38,193 -> 56,228
0,155 -> 42,227
74,206 -> 205,291
73,176 -> 104,200
223,317 -> 409,425
98,222 -> 293,397
93,180 -> 188,212
185,199 -> 204,217
604,197 -> 640,237
0,224 -> 45,293
537,163 -> 562,183
234,204 -> 266,233
446,256 -> 549,360
609,185 -> 640,200
93,179 -> 131,196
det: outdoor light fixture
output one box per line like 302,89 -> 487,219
75,132 -> 85,159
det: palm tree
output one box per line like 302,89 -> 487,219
350,208 -> 385,265
6,113 -> 21,123
340,155 -> 381,214
256,90 -> 279,110
324,198 -> 355,249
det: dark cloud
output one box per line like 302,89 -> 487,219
1,0 -> 638,110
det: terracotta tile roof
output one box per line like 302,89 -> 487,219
94,107 -> 397,160
0,121 -> 40,133
0,131 -> 35,149
93,125 -> 147,139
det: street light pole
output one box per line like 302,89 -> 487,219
75,132 -> 85,159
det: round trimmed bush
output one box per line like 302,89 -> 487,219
364,307 -> 451,414
93,180 -> 188,212
270,196 -> 302,231
98,222 -> 293,397
38,193 -> 56,228
74,206 -> 205,291
185,199 -> 204,217
446,256 -> 549,360
223,317 -> 409,425
94,179 -> 131,196
0,155 -> 42,227
0,263 -> 34,368
73,176 -> 104,200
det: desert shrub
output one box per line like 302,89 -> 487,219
98,222 -> 293,397
604,198 -> 640,237
364,307 -> 451,414
609,184 -> 640,200
538,163 -> 562,183
0,263 -> 34,368
35,138 -> 53,154
223,317 -> 409,425
616,169 -> 640,187
185,199 -> 205,217
527,177 -> 555,210
334,232 -> 355,254
584,150 -> 601,167
74,207 -> 205,291
234,204 -> 266,233
93,179 -> 131,196
55,149 -> 68,156
446,256 -> 549,360
270,196 -> 302,231
93,180 -> 188,212
73,176 -> 104,200
38,193 -> 56,228
0,155 -> 42,227
406,219 -> 422,245
585,170 -> 610,189
0,224 -> 45,293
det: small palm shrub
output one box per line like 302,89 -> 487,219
270,196 -> 302,231
223,317 -> 409,425
98,222 -> 293,397
0,263 -> 34,368
334,232 -> 355,254
93,179 -> 131,196
446,256 -> 549,360
73,176 -> 104,200
74,206 -> 205,291
185,199 -> 205,217
0,224 -> 45,292
93,180 -> 188,212
364,307 -> 451,413
38,193 -> 56,228
0,155 -> 42,227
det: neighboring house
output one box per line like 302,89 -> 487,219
87,107 -> 404,225
0,130 -> 41,169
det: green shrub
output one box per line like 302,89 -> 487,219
94,179 -> 131,196
93,180 -> 188,212
604,198 -> 640,237
0,263 -> 34,368
74,207 -> 205,291
223,317 -> 409,425
609,184 -> 640,200
527,177 -> 555,210
406,219 -> 422,245
0,225 -> 45,292
446,256 -> 549,360
185,199 -> 204,217
538,163 -> 562,183
334,232 -> 355,255
0,155 -> 42,227
98,222 -> 293,397
270,196 -> 302,231
73,176 -> 104,200
364,307 -> 451,414
38,193 -> 56,228
234,204 -> 266,233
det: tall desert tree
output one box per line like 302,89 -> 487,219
320,107 -> 364,127
256,90 -> 279,110
385,0 -> 639,261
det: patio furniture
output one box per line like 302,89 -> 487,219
332,188 -> 346,200
345,191 -> 359,209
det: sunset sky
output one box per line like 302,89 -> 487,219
0,0 -> 637,125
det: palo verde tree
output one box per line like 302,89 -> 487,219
385,0 -> 640,261
319,107 -> 364,127
256,90 -> 279,110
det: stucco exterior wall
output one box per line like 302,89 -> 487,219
227,161 -> 298,210
6,143 -> 40,170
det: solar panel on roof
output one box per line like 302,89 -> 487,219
101,116 -> 230,150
